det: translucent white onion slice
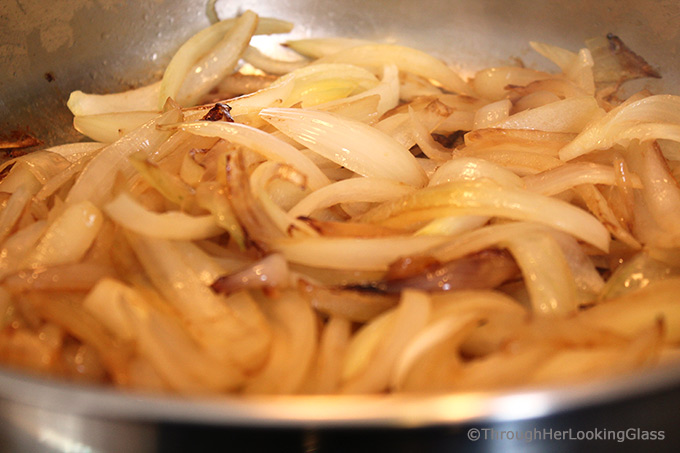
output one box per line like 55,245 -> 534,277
104,193 -> 222,240
313,44 -> 472,95
288,177 -> 415,218
73,111 -> 159,143
523,162 -> 643,196
67,82 -> 160,116
358,180 -> 610,252
175,10 -> 258,107
285,38 -> 374,59
560,95 -> 680,160
25,201 -> 103,268
314,64 -> 400,119
504,231 -> 578,315
260,108 -> 428,187
271,236 -> 451,271
490,96 -> 604,133
159,13 -> 293,108
429,157 -> 524,188
242,45 -> 308,75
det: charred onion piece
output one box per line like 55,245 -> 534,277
298,279 -> 398,322
365,249 -> 520,293
201,102 -> 235,122
431,131 -> 466,149
588,34 -> 661,86
605,34 -> 661,80
0,130 -> 42,152
211,253 -> 289,295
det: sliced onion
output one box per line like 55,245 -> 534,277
195,182 -> 246,249
25,201 -> 104,268
586,34 -> 661,85
314,44 -> 472,95
358,180 -> 610,251
37,142 -> 104,163
625,141 -> 680,246
309,316 -> 352,394
249,161 -> 318,237
472,67 -> 553,100
392,313 -> 480,391
176,10 -> 258,106
504,231 -> 578,315
298,279 -> 398,322
271,235 -> 451,271
523,162 -> 642,196
83,278 -> 246,393
158,14 -> 293,109
560,95 -> 680,160
0,221 -> 47,280
513,91 -> 562,112
281,63 -> 378,108
300,218 -> 403,238
429,157 -> 524,187
530,43 -> 595,95
508,78 -> 588,102
244,290 -> 317,394
175,120 -> 330,190
490,96 -> 604,133
35,156 -> 96,203
414,215 -> 489,237
408,106 -> 452,161
378,249 -> 520,294
242,45 -> 308,75
73,111 -> 160,143
22,292 -> 131,386
565,48 -> 596,95
400,73 -> 444,101
314,94 -> 381,124
170,239 -> 237,286
66,107 -> 182,207
342,289 -> 431,393
0,150 -> 72,187
456,148 -> 563,175
67,82 -> 160,116
129,154 -> 196,207
260,108 -> 428,187
224,152 -> 286,250
464,128 -> 574,153
573,184 -> 642,250
212,72 -> 277,100
429,222 -> 592,264
530,41 -> 578,72
285,38 -> 374,59
104,193 -> 222,240
125,233 -> 271,370
579,278 -> 680,342
0,185 -> 34,244
600,251 -> 679,300
212,253 -> 289,295
473,99 -> 511,130
314,64 -> 400,119
288,177 -> 415,218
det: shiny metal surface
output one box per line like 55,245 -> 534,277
2,0 -> 680,451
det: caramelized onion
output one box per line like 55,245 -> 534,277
211,253 -> 289,295
372,249 -> 520,293
298,279 -> 398,322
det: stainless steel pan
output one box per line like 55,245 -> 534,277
1,1 -> 680,451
